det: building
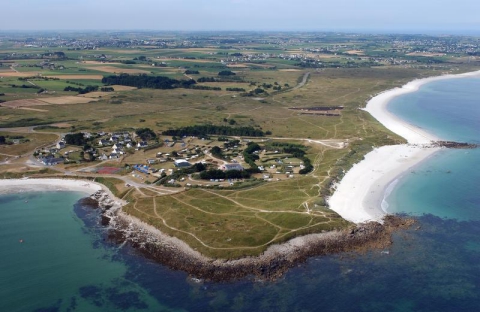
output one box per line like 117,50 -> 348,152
112,143 -> 124,150
220,163 -> 244,171
56,141 -> 66,149
137,141 -> 148,148
174,159 -> 192,168
39,156 -> 64,166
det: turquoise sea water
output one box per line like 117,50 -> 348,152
1,75 -> 480,311
0,192 -> 166,311
386,77 -> 480,219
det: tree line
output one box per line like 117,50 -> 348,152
162,125 -> 264,137
200,169 -> 251,180
64,85 -> 98,94
243,142 -> 261,172
101,74 -> 195,89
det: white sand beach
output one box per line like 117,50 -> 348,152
0,178 -> 124,206
328,70 -> 480,224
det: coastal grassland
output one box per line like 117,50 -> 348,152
93,177 -> 130,199
123,143 -> 354,259
0,131 -> 58,156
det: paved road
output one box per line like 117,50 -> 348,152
293,72 -> 311,90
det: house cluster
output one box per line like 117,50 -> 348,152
37,60 -> 65,70
97,131 -> 138,160
38,154 -> 64,166
220,52 -> 270,65
36,144 -> 65,166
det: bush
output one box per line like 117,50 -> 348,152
218,70 -> 236,76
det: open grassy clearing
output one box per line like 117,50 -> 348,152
120,143 -> 357,259
0,131 -> 58,157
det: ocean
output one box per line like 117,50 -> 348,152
1,75 -> 480,311
386,77 -> 480,220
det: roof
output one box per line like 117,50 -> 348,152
174,159 -> 192,167
222,163 -> 244,171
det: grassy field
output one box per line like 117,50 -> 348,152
123,163 -> 351,259
0,131 -> 59,157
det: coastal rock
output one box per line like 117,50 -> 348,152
432,141 -> 478,149
78,197 -> 100,209
84,190 -> 415,282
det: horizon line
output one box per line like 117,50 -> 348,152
1,29 -> 479,37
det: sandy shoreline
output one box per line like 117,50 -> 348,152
0,178 -> 127,206
328,70 -> 480,224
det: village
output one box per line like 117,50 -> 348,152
33,128 -> 309,189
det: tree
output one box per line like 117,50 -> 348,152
193,162 -> 206,172
135,128 -> 157,141
64,133 -> 86,146
218,70 -> 236,76
211,146 -> 222,158
185,70 -> 200,75
53,51 -> 66,59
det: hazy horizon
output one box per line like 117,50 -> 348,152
2,0 -> 479,36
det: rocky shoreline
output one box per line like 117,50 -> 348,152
433,141 -> 478,149
85,190 -> 415,282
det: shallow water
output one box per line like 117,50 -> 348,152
386,76 -> 480,220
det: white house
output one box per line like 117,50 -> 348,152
137,141 -> 148,148
112,143 -> 124,150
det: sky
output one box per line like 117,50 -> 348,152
2,0 -> 480,34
